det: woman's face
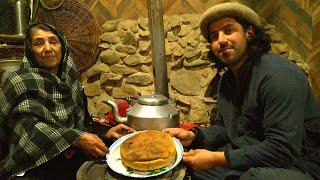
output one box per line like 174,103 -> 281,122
31,29 -> 62,73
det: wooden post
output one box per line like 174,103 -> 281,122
147,0 -> 169,98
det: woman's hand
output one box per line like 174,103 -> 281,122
105,124 -> 135,139
183,149 -> 228,171
162,128 -> 196,146
74,132 -> 108,158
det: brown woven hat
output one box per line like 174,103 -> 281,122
200,2 -> 261,42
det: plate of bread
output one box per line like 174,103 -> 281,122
106,130 -> 183,178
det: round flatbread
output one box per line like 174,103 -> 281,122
120,130 -> 176,171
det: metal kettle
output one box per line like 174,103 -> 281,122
104,94 -> 179,131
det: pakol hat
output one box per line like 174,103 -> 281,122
200,2 -> 261,42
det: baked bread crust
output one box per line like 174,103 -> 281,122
120,130 -> 176,171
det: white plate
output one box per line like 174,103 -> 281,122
106,132 -> 183,178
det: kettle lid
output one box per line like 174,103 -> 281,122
138,93 -> 168,106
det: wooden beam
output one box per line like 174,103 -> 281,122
0,34 -> 25,44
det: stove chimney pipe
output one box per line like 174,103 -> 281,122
14,0 -> 29,35
147,0 -> 169,98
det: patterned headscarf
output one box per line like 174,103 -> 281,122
0,23 -> 87,176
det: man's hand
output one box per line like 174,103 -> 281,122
162,128 -> 196,146
183,149 -> 228,171
104,124 -> 135,139
74,132 -> 108,158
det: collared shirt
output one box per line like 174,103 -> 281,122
195,53 -> 320,178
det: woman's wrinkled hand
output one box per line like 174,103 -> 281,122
162,128 -> 195,146
105,124 -> 135,139
74,132 -> 108,158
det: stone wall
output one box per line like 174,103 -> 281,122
81,14 -> 309,125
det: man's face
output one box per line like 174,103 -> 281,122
31,29 -> 62,73
209,18 -> 250,69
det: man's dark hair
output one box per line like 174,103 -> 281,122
237,18 -> 271,55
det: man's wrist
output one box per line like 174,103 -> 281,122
189,127 -> 205,148
190,128 -> 197,139
211,151 -> 228,167
190,127 -> 199,144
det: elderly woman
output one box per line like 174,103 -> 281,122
0,23 -> 134,179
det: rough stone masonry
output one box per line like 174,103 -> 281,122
81,14 -> 309,125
